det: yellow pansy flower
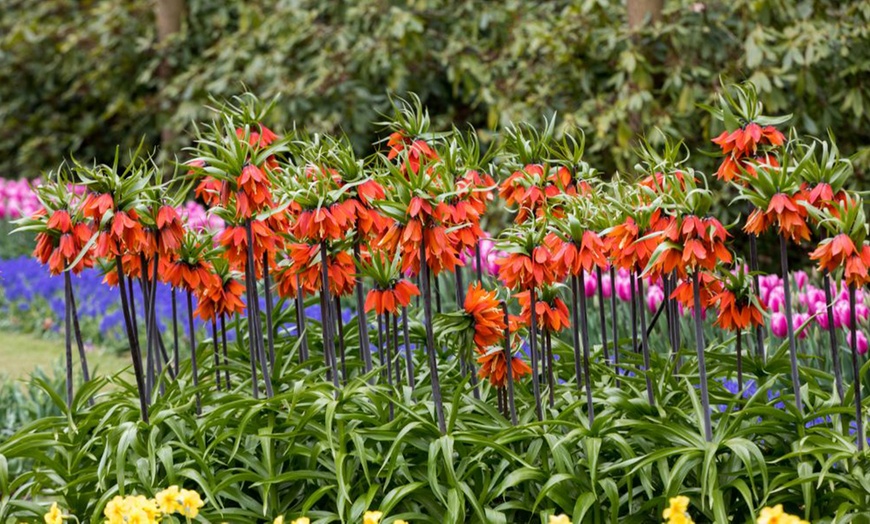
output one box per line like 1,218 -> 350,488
663,496 -> 695,524
757,505 -> 809,524
43,502 -> 63,524
364,511 -> 384,524
178,489 -> 205,518
273,517 -> 284,524
549,515 -> 571,524
155,485 -> 182,514
291,518 -> 310,524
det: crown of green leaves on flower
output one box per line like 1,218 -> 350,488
12,167 -> 85,235
75,144 -> 154,218
634,133 -> 715,218
805,192 -> 868,247
376,93 -> 440,140
374,158 -> 464,225
494,218 -> 549,256
546,193 -> 608,243
207,91 -> 279,129
186,116 -> 288,186
602,179 -> 663,232
552,126 -> 596,177
501,115 -> 557,168
732,138 -> 803,207
700,80 -> 792,131
719,259 -> 764,308
791,134 -> 853,192
178,230 -> 220,265
356,249 -> 405,290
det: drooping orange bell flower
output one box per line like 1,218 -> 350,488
365,279 -> 421,315
711,288 -> 765,331
497,245 -> 558,290
476,348 -> 532,388
195,276 -> 247,321
515,289 -> 570,333
553,230 -> 607,276
810,233 -> 857,274
670,271 -> 722,309
386,131 -> 439,175
463,283 -> 506,349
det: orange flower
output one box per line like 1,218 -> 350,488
82,193 -> 114,222
165,258 -> 218,292
477,348 -> 532,388
767,193 -> 811,243
554,230 -> 607,275
670,272 -> 722,309
515,290 -> 570,333
34,220 -> 94,276
195,276 -> 246,321
810,233 -> 857,274
843,245 -> 870,288
284,243 -> 357,297
497,246 -> 558,290
463,283 -> 506,349
218,221 -> 279,275
386,131 -> 438,174
365,280 -> 421,315
195,175 -> 227,208
292,204 -> 352,243
236,163 -> 273,219
712,288 -> 765,331
712,123 -> 784,157
155,205 -> 184,257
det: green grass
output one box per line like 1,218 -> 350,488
0,330 -> 129,380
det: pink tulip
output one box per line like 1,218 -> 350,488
600,272 -> 613,299
583,272 -> 598,297
766,291 -> 785,313
616,275 -> 632,302
858,332 -> 869,355
794,271 -> 809,290
647,284 -> 664,312
771,312 -> 788,338
794,313 -> 810,339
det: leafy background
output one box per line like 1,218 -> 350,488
2,0 -> 869,182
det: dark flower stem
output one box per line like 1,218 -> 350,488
736,328 -> 743,392
211,318 -> 222,391
296,275 -> 309,362
63,272 -> 74,407
220,314 -> 231,389
186,289 -> 202,414
171,287 -> 180,375
128,278 -> 140,353
245,220 -> 273,398
609,266 -> 620,385
384,312 -> 395,421
116,259 -> 149,423
779,235 -> 803,413
528,287 -> 544,421
692,271 -> 712,441
823,271 -> 844,400
637,272 -> 655,406
475,242 -> 483,283
376,305 -> 385,380
595,266 -> 609,366
575,272 -> 594,423
420,233 -> 446,434
353,238 -> 373,376
749,234 -> 765,360
849,283 -> 864,451
68,278 -> 93,406
319,242 -> 340,391
630,272 -> 639,354
335,295 -> 347,383
545,330 -> 555,408
263,252 -> 275,368
402,306 -> 414,391
501,301 -> 518,426
392,311 -> 401,387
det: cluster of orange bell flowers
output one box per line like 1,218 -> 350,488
17,86 -> 869,447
